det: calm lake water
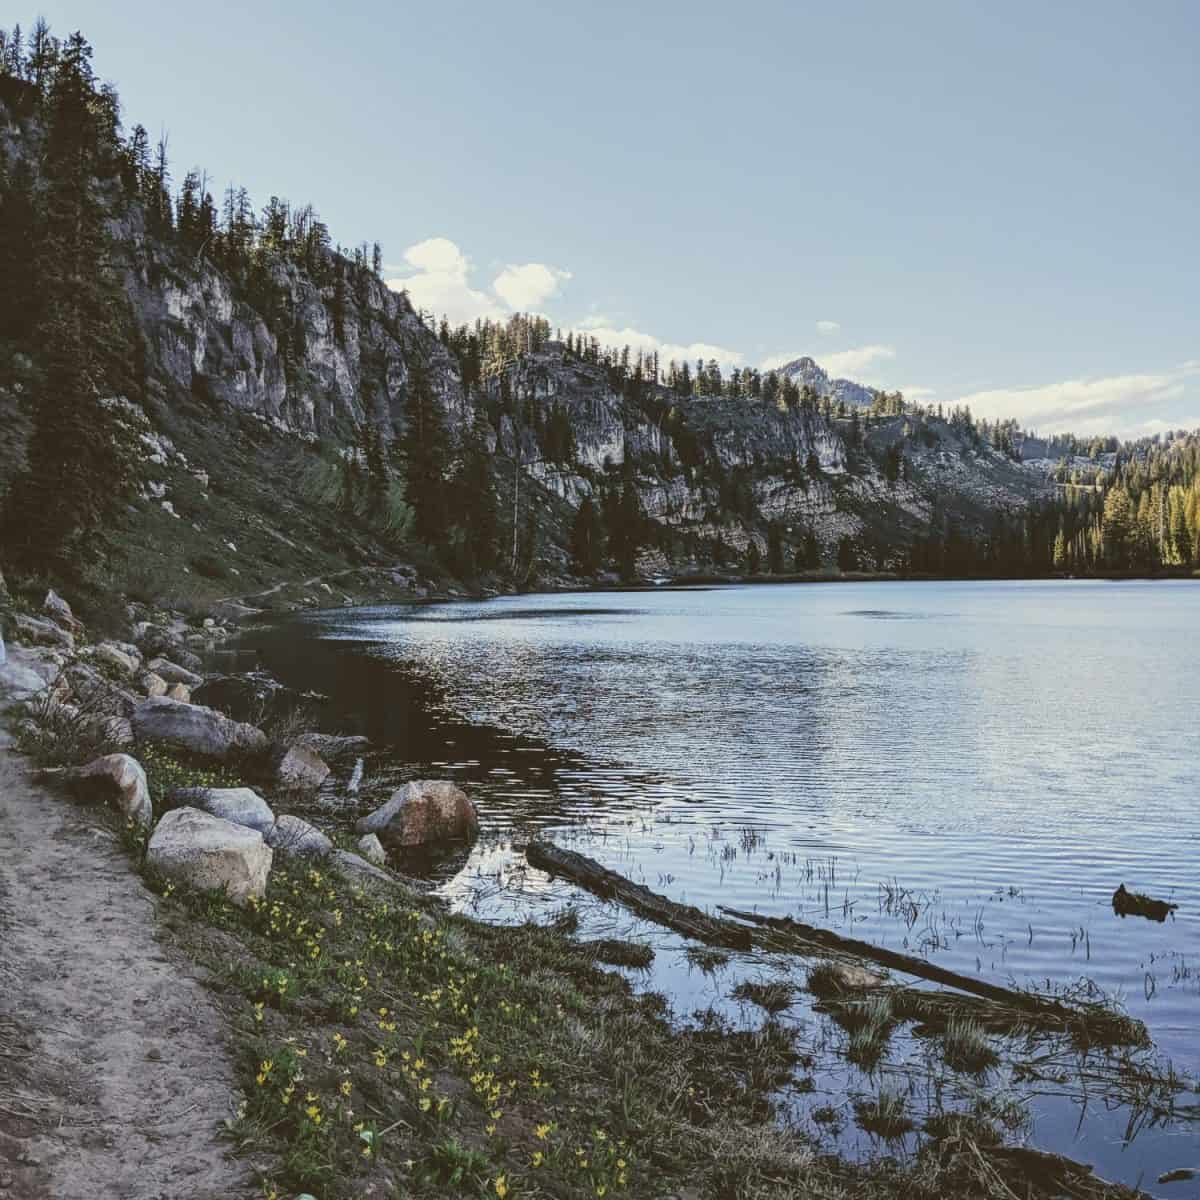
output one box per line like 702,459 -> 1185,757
246,580 -> 1199,1187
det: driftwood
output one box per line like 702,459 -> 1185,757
528,840 -> 1147,1044
526,840 -> 757,949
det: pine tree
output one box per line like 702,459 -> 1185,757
401,359 -> 449,544
767,522 -> 784,573
1101,486 -> 1134,570
0,32 -> 141,575
456,413 -> 499,573
0,158 -> 38,342
570,496 -> 604,575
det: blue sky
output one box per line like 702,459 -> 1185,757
30,0 -> 1200,436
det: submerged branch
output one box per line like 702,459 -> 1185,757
527,839 -> 1148,1047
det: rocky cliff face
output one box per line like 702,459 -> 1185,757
112,232 -> 1051,568
117,211 -> 470,439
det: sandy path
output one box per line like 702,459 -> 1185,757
0,732 -> 254,1200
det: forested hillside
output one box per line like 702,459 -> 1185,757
0,21 -> 1195,610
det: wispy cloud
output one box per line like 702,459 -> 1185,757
959,362 -> 1200,436
816,320 -> 840,335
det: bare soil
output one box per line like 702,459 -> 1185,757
0,731 -> 254,1200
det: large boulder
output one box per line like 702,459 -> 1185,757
12,613 -> 74,651
276,744 -> 330,790
265,814 -> 332,858
355,780 -> 478,850
93,642 -> 140,675
42,753 -> 152,829
167,786 -> 275,834
0,660 -> 47,704
146,807 -> 272,905
146,657 -> 203,688
132,697 -> 268,759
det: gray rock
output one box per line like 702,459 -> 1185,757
168,786 -> 275,834
132,697 -> 268,759
330,849 -> 395,887
12,613 -> 75,651
146,657 -> 203,688
265,814 -> 332,858
276,744 -> 330,790
43,753 -> 152,829
93,642 -> 140,675
99,716 -> 135,748
140,671 -> 168,697
295,732 -> 370,761
0,661 -> 48,703
146,807 -> 272,905
44,589 -> 81,631
357,833 -> 387,865
355,779 -> 478,849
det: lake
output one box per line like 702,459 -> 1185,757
245,580 -> 1199,1186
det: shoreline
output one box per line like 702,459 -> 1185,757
1,581 -> 1191,1199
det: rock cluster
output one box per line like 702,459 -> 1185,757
4,584 -> 477,928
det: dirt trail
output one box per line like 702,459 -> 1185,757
0,732 -> 254,1200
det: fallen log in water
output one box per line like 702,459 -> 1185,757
527,839 -> 1148,1046
526,840 -> 757,949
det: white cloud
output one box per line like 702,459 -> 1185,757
899,385 -> 936,402
493,263 -> 572,310
385,237 -> 502,325
959,362 -> 1200,436
569,322 -> 743,369
816,320 -> 840,335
